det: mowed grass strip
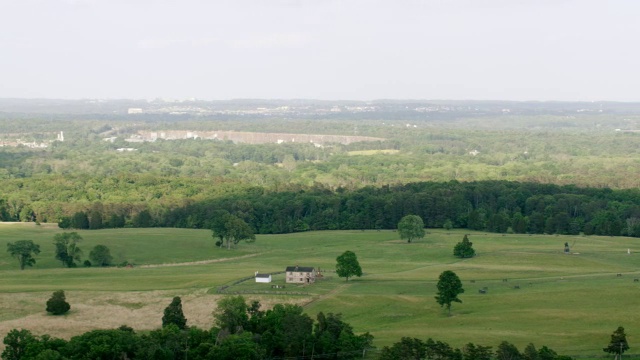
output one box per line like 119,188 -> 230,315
1,224 -> 640,357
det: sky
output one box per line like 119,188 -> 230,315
1,0 -> 639,101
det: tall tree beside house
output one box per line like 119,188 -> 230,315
398,215 -> 426,243
336,250 -> 363,282
162,296 -> 187,330
435,270 -> 464,316
53,232 -> 82,268
6,240 -> 40,270
453,234 -> 476,258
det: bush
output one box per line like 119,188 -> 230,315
83,260 -> 92,267
453,234 -> 476,258
46,290 -> 70,315
162,296 -> 187,329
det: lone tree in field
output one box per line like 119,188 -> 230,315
53,232 -> 83,267
6,240 -> 40,270
398,215 -> 425,243
46,290 -> 70,315
89,245 -> 113,267
453,234 -> 476,258
603,326 -> 629,359
435,270 -> 464,316
162,296 -> 187,330
336,250 -> 363,282
211,212 -> 255,250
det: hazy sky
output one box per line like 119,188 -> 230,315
2,0 -> 639,101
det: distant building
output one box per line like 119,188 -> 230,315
255,272 -> 272,283
285,266 -> 316,284
128,108 -> 143,114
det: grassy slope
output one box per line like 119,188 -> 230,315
1,224 -> 640,357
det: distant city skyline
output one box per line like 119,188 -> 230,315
1,0 -> 639,102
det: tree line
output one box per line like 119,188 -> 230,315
46,181 -> 640,238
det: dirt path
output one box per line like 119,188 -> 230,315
303,283 -> 350,307
139,253 -> 262,268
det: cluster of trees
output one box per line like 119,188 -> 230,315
379,338 -> 572,360
379,326 -> 630,360
25,180 -> 640,238
164,181 -> 640,237
2,295 -> 373,360
5,233 -> 113,270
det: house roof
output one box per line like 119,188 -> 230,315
255,273 -> 271,278
286,266 -> 315,272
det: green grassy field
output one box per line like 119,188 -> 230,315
1,223 -> 640,358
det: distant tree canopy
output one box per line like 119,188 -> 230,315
4,111 -> 640,235
22,180 -> 640,240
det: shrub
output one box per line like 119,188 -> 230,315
46,290 -> 70,315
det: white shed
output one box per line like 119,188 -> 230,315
255,273 -> 272,283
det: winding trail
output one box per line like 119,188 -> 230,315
303,283 -> 350,307
139,253 -> 261,268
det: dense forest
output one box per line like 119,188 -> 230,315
42,181 -> 640,237
1,100 -> 640,237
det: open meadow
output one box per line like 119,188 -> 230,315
1,223 -> 640,357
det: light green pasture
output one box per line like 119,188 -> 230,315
1,224 -> 640,357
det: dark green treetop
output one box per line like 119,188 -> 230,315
336,250 -> 363,282
46,290 -> 70,315
603,326 -> 629,357
162,296 -> 187,330
454,234 -> 476,258
6,240 -> 40,270
435,270 -> 464,316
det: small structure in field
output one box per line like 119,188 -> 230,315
285,265 -> 316,284
255,272 -> 272,283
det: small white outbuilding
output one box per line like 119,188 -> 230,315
255,272 -> 272,283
